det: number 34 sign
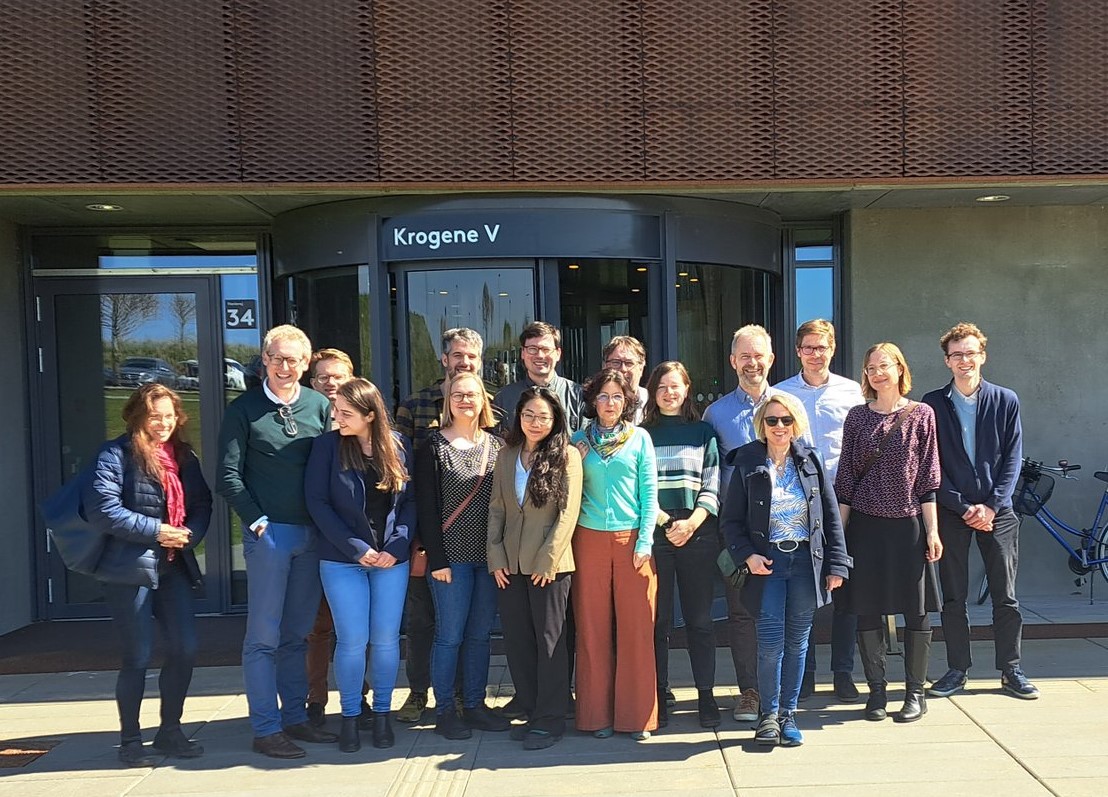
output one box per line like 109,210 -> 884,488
225,299 -> 257,329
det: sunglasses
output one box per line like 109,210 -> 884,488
277,404 -> 299,437
764,416 -> 795,427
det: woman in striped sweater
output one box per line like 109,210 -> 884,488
641,361 -> 722,729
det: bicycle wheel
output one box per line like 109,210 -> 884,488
976,572 -> 990,605
1096,523 -> 1108,584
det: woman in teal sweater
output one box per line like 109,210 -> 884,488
571,368 -> 659,741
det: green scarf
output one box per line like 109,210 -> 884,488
587,421 -> 634,461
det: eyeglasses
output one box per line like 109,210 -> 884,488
946,350 -> 983,362
864,362 -> 897,376
595,393 -> 626,404
520,410 -> 554,425
764,416 -> 795,427
277,405 -> 298,437
450,391 -> 480,403
523,345 -> 557,357
798,345 -> 830,355
605,358 -> 640,370
266,354 -> 302,368
312,374 -> 347,383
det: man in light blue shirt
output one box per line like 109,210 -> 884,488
775,319 -> 864,704
703,324 -> 795,723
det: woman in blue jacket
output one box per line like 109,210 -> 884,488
720,392 -> 850,747
306,378 -> 415,753
83,383 -> 212,767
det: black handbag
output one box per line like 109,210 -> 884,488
40,465 -> 106,576
716,547 -> 750,590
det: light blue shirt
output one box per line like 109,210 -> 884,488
768,457 -> 810,544
774,371 -> 865,483
949,385 -> 979,464
703,385 -> 797,498
514,453 -> 529,507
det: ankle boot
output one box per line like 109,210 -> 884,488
339,716 -> 361,752
372,711 -> 394,748
895,629 -> 932,723
657,688 -> 668,728
857,628 -> 888,721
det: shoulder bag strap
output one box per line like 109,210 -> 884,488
441,435 -> 493,533
856,401 -> 917,483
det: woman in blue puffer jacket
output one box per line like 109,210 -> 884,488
83,383 -> 212,767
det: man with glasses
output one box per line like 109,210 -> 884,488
493,322 -> 585,432
775,320 -> 864,702
703,324 -> 801,724
217,325 -> 337,758
922,323 -> 1038,700
304,348 -> 358,727
601,336 -> 648,424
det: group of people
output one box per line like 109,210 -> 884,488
81,315 -> 1038,766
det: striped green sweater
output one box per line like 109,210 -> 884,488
641,415 -> 720,515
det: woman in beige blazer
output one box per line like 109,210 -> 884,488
488,386 -> 583,750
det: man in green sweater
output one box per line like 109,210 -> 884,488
217,325 -> 336,759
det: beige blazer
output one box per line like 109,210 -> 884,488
486,443 -> 583,580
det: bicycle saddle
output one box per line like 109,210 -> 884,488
1094,471 -> 1108,483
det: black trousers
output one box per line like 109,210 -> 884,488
938,506 -> 1023,672
404,574 -> 436,693
654,524 -> 719,691
498,572 -> 572,735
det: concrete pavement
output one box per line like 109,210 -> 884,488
2,636 -> 1106,797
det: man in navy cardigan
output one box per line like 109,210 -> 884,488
922,322 -> 1039,701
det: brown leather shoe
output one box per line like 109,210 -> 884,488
283,722 -> 338,744
252,732 -> 306,759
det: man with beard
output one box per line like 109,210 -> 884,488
703,324 -> 800,724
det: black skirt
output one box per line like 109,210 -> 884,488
835,510 -> 941,617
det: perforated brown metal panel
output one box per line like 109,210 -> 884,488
509,0 -> 645,181
774,0 -> 905,179
0,0 -> 100,182
231,0 -> 378,182
903,0 -> 1034,177
1031,1 -> 1108,175
373,0 -> 512,181
642,0 -> 775,181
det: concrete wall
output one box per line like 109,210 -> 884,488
847,205 -> 1108,597
0,221 -> 34,634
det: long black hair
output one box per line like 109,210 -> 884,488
504,386 -> 570,509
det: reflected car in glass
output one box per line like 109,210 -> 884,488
117,356 -> 179,388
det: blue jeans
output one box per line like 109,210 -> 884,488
103,561 -> 197,745
756,545 -> 818,715
320,559 -> 410,716
242,522 -> 322,736
427,562 -> 499,714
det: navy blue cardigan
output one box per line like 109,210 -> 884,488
719,440 -> 851,612
83,435 -> 212,588
921,379 -> 1023,515
305,430 -> 416,564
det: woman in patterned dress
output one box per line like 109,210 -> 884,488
720,391 -> 850,747
415,371 -> 510,741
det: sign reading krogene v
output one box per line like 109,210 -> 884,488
392,223 -> 501,250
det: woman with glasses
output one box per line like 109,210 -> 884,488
835,343 -> 941,724
305,378 -> 414,753
571,368 -> 659,741
640,361 -> 722,729
719,392 -> 850,747
83,384 -> 212,766
487,386 -> 583,749
415,371 -> 510,740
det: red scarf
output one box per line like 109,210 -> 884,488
156,443 -> 186,560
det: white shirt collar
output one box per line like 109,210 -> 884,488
263,378 -> 302,405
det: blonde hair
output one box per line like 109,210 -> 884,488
754,393 -> 809,443
262,324 -> 312,360
440,372 -> 496,429
861,342 -> 912,400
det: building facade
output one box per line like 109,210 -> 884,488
1,0 -> 1106,632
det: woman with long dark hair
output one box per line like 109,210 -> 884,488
83,383 -> 212,766
572,368 -> 659,741
488,386 -> 583,750
640,361 -> 722,729
305,378 -> 415,752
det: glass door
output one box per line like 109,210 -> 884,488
36,277 -> 224,617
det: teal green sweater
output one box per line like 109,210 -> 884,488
642,416 -> 720,516
216,386 -> 332,526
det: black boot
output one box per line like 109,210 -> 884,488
895,629 -> 932,723
657,688 -> 668,728
339,716 -> 360,753
372,712 -> 395,749
857,628 -> 888,721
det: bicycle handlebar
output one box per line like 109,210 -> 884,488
1022,457 -> 1081,477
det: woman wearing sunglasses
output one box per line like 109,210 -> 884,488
487,386 -> 583,749
835,343 -> 941,725
719,392 -> 850,747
